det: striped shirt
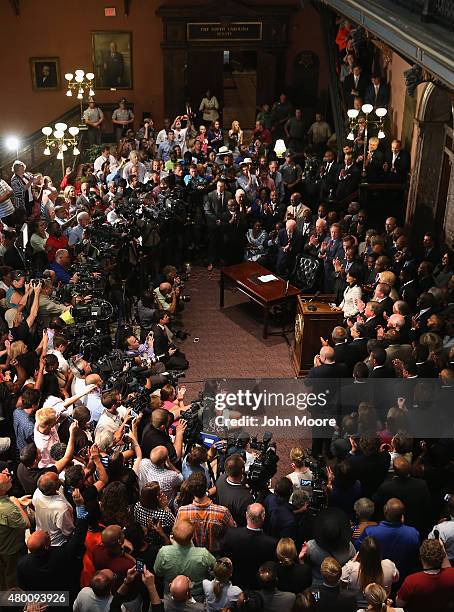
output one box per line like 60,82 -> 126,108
0,179 -> 15,219
176,500 -> 236,553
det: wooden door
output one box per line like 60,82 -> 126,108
256,50 -> 277,107
187,50 -> 224,119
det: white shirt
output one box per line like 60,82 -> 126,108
429,519 -> 454,560
73,588 -> 112,612
48,349 -> 69,374
34,424 -> 60,468
173,127 -> 188,154
156,129 -> 168,146
94,409 -> 122,443
86,390 -> 104,424
32,486 -> 75,546
93,154 -> 117,174
71,376 -> 88,400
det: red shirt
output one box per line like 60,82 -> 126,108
92,544 -> 135,591
46,234 -> 69,262
397,568 -> 454,612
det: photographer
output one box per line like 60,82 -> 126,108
50,249 -> 79,285
153,282 -> 179,315
141,407 -> 186,466
152,310 -> 189,370
36,279 -> 71,330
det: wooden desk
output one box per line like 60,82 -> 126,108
220,262 -> 300,339
292,297 -> 344,375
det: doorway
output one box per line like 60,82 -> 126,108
223,50 -> 257,131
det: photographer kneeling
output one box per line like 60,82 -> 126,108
152,310 -> 189,370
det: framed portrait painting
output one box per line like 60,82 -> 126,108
30,57 -> 60,91
92,31 -> 133,90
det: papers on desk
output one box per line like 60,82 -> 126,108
258,274 -> 278,283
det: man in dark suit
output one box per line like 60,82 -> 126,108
343,65 -> 368,109
399,268 -> 420,312
373,456 -> 432,536
335,152 -> 361,202
103,41 -> 124,87
362,137 -> 385,183
373,282 -> 394,317
327,326 -> 358,376
364,74 -> 390,108
276,219 -> 302,278
223,502 -> 277,590
359,301 -> 386,339
307,346 -> 349,379
385,139 -> 411,183
369,346 -> 396,378
422,232 -> 442,265
152,310 -> 189,370
321,223 -> 344,293
414,344 -> 438,378
315,557 -> 357,612
349,322 -> 369,362
411,292 -> 437,340
203,179 -> 232,270
318,149 -> 339,201
37,64 -> 57,88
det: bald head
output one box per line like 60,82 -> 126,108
393,456 -> 411,477
320,346 -> 335,363
170,575 -> 192,601
90,569 -> 114,597
246,502 -> 266,528
150,445 -> 168,466
159,282 -> 172,295
172,520 -> 195,546
388,313 -> 405,330
38,471 -> 59,496
85,373 -> 103,387
101,525 -> 124,550
27,529 -> 51,553
384,498 -> 405,522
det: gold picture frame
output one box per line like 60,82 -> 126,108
92,31 -> 133,90
30,57 -> 60,91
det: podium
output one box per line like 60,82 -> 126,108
292,296 -> 343,376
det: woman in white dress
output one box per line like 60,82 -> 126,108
245,221 -> 268,262
337,267 -> 362,319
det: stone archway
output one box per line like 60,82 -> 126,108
408,83 -> 454,242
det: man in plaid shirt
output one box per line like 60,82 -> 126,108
176,472 -> 236,553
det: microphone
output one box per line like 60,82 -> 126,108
307,290 -> 321,303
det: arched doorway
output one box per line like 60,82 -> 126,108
408,84 -> 454,244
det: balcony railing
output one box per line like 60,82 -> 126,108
394,0 -> 454,28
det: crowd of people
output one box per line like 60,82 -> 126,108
0,37 -> 453,610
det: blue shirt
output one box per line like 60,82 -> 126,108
50,261 -> 71,284
264,493 -> 297,540
13,408 -> 35,451
356,520 -> 420,578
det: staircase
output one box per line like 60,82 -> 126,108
319,3 -> 347,151
0,102 -> 120,181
